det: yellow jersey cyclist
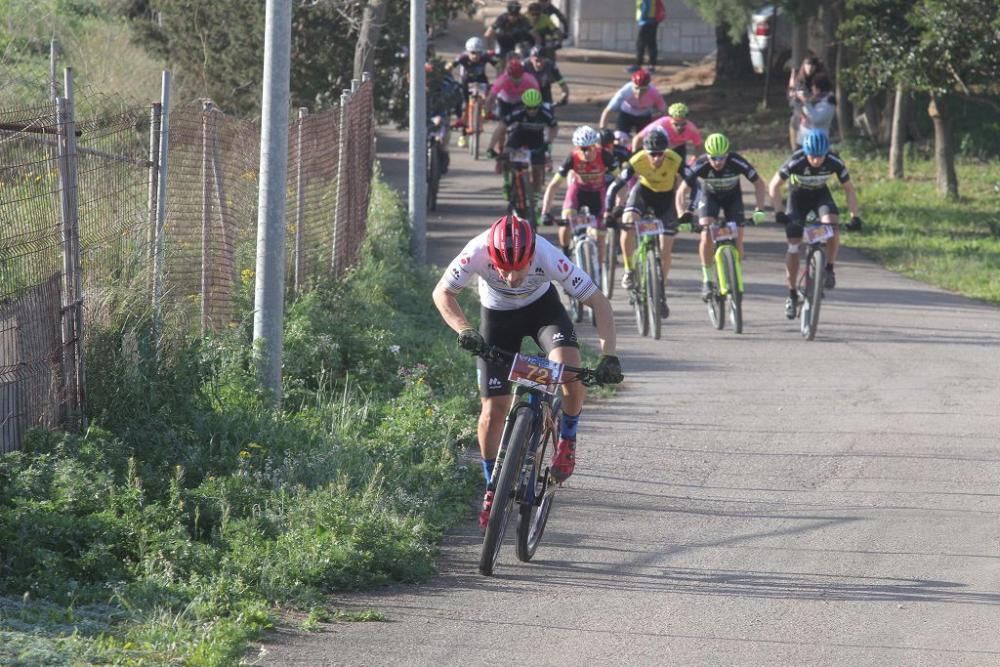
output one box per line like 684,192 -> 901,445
768,128 -> 864,319
674,133 -> 768,300
432,214 -> 622,530
603,127 -> 684,317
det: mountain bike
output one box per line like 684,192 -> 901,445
566,207 -> 603,326
426,115 -> 448,212
499,147 -> 539,228
629,216 -> 665,340
702,221 -> 745,334
473,346 -> 612,576
463,82 -> 489,160
796,222 -> 834,341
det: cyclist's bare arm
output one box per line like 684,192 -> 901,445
541,173 -> 564,213
598,106 -> 614,130
752,177 -> 768,211
768,171 -> 785,211
488,121 -> 507,152
581,290 -> 617,355
432,284 -> 472,334
842,180 -> 860,218
674,179 -> 691,218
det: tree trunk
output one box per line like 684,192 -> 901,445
820,3 -> 836,69
353,0 -> 389,82
833,0 -> 853,139
888,82 -> 908,179
928,93 -> 959,199
714,23 -> 754,82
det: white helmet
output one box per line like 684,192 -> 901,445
572,125 -> 600,147
465,37 -> 486,54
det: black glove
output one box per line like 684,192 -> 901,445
677,211 -> 693,225
602,211 -> 615,229
594,355 -> 624,385
846,215 -> 863,231
457,327 -> 486,354
543,212 -> 555,226
775,211 -> 790,226
485,147 -> 498,160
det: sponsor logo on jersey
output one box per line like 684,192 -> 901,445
451,267 -> 461,279
552,331 -> 565,342
534,266 -> 546,275
459,253 -> 471,266
488,376 -> 503,389
571,276 -> 582,288
557,259 -> 570,274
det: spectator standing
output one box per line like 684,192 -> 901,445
787,55 -> 826,149
797,74 -> 836,146
629,0 -> 666,74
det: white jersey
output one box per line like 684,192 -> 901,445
441,232 -> 598,310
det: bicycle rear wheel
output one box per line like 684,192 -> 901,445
517,396 -> 560,562
479,407 -> 531,576
427,144 -> 440,212
720,246 -> 743,334
800,247 -> 825,341
602,226 -> 618,299
646,247 -> 662,339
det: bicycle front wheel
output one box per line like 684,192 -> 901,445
479,407 -> 531,576
602,226 -> 618,300
583,239 -> 600,326
632,256 -> 648,337
646,247 -> 662,340
720,246 -> 743,334
471,99 -> 482,160
517,395 -> 560,562
801,247 -> 825,341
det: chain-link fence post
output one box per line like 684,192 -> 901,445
147,102 -> 162,296
153,71 -> 171,337
332,88 -> 351,276
64,68 -> 86,425
200,100 -> 212,335
294,107 -> 307,293
55,96 -> 81,424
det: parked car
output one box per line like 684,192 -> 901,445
747,5 -> 791,75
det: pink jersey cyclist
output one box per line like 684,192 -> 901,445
489,71 -> 541,117
636,116 -> 703,161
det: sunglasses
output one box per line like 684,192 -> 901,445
708,154 -> 727,162
647,150 -> 665,157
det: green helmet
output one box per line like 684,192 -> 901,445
521,88 -> 543,108
668,102 -> 688,119
705,133 -> 730,157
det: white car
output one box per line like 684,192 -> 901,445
747,5 -> 790,74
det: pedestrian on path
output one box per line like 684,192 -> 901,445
629,0 -> 666,74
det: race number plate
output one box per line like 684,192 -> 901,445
509,148 -> 532,164
710,222 -> 738,242
804,224 -> 834,244
635,217 -> 664,237
508,353 -> 563,395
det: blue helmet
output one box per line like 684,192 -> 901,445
802,129 -> 829,157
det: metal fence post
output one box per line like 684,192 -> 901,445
55,96 -> 78,425
153,71 -> 172,338
147,103 -> 162,297
49,40 -> 59,104
201,100 -> 212,335
64,68 -> 86,425
332,89 -> 351,276
294,107 -> 307,293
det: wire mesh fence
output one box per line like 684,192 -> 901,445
0,74 -> 377,452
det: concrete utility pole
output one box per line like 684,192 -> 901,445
408,0 -> 427,264
253,0 -> 292,405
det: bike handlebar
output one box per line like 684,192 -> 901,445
470,345 -> 609,387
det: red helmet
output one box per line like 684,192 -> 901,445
631,68 -> 651,86
506,58 -> 524,78
488,214 -> 535,271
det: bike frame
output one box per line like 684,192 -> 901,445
711,224 -> 744,296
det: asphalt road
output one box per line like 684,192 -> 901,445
254,26 -> 1000,667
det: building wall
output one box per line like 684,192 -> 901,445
569,0 -> 715,59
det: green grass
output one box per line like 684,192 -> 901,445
0,176 -> 482,666
741,146 -> 1000,304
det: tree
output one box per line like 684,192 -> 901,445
841,0 -> 1000,198
130,0 -> 476,119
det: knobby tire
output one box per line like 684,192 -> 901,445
721,246 -> 743,334
602,226 -> 618,299
801,247 -> 825,341
479,407 -> 531,576
646,247 -> 662,339
516,395 -> 560,562
632,250 -> 648,337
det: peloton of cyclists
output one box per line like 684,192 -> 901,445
769,128 -> 863,319
674,133 -> 768,299
432,213 -> 622,530
539,125 -> 618,255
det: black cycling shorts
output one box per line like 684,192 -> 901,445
477,285 -> 578,398
624,183 -> 679,234
558,188 -> 603,223
786,187 -> 839,239
695,188 -> 746,225
615,111 -> 653,135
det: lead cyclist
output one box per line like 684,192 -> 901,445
432,213 -> 622,531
